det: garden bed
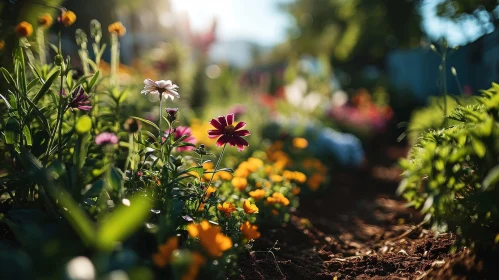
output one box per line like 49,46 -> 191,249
232,163 -> 493,279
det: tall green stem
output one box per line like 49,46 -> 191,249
159,94 -> 163,135
208,143 -> 227,187
57,31 -> 65,160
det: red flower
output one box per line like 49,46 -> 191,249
208,113 -> 250,151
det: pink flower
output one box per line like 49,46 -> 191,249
208,113 -> 250,151
95,132 -> 118,145
166,126 -> 197,152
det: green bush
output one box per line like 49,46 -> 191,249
399,83 -> 499,251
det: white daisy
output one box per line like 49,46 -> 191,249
140,78 -> 179,100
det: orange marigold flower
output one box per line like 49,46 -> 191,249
38,14 -> 53,28
292,186 -> 301,196
240,221 -> 261,239
231,177 -> 247,191
152,236 -> 179,268
15,21 -> 33,37
249,189 -> 266,200
61,10 -> 76,27
218,171 -> 233,181
217,202 -> 236,217
108,21 -> 126,36
292,137 -> 308,149
307,173 -> 324,191
181,252 -> 206,280
243,200 -> 259,214
187,221 -> 232,257
197,202 -> 206,212
294,172 -> 307,183
266,192 -> 290,206
270,174 -> 283,183
205,186 -> 216,199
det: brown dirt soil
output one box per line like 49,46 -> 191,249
232,164 -> 496,280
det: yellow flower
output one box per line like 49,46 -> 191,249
15,21 -> 33,37
218,171 -> 233,181
266,192 -> 290,206
205,186 -> 216,199
240,221 -> 261,239
270,175 -> 283,183
293,172 -> 307,183
38,14 -> 53,28
249,189 -> 266,200
187,221 -> 232,257
243,200 -> 259,214
231,177 -> 247,191
61,10 -> 77,27
181,252 -> 206,280
292,137 -> 308,149
108,21 -> 126,36
152,236 -> 179,268
217,202 -> 236,217
292,186 -> 301,196
264,165 -> 273,175
246,157 -> 263,172
0,41 -> 5,50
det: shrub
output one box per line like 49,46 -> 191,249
399,83 -> 499,251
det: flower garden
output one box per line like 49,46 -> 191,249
1,1 -> 499,279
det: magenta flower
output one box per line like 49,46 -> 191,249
66,86 -> 92,111
95,132 -> 118,145
165,126 -> 197,152
208,113 -> 250,151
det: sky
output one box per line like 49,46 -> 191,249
170,0 -> 292,46
171,0 -> 496,47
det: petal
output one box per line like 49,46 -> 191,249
166,89 -> 180,98
216,135 -> 229,146
156,80 -> 171,88
218,116 -> 227,127
226,113 -> 234,125
209,119 -> 223,130
234,136 -> 249,151
234,121 -> 246,130
234,129 -> 250,136
144,78 -> 158,88
208,130 -> 223,138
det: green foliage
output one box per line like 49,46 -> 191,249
400,83 -> 499,251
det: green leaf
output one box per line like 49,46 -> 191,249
50,183 -> 96,246
472,138 -> 486,158
96,195 -> 152,251
82,180 -> 106,198
483,164 -> 499,191
105,167 -> 124,195
0,67 -> 17,90
22,125 -> 32,146
5,117 -> 20,145
86,70 -> 100,91
32,69 -> 60,105
131,116 -> 160,132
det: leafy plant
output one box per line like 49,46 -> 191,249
399,83 -> 499,251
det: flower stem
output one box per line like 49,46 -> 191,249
208,143 -> 227,187
57,30 -> 64,160
125,133 -> 133,171
159,94 -> 163,136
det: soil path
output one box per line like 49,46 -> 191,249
233,165 -> 467,279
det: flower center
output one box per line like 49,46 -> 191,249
224,125 -> 235,134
